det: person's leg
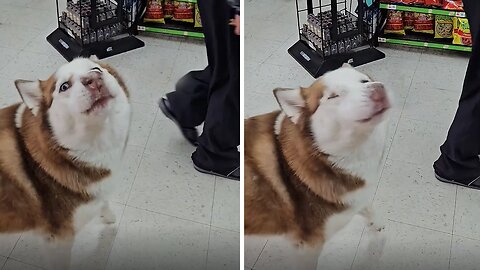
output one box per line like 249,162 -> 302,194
192,0 -> 240,179
434,0 -> 480,188
165,67 -> 211,127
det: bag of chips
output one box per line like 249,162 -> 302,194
144,0 -> 165,24
413,13 -> 434,34
425,0 -> 442,6
385,10 -> 405,35
173,1 -> 194,23
398,0 -> 423,4
163,0 -> 174,19
453,17 -> 472,46
434,15 -> 453,38
443,0 -> 463,11
194,4 -> 202,28
403,12 -> 415,31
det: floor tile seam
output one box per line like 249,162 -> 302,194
387,218 -> 453,236
251,239 -> 268,269
122,204 -> 212,227
124,108 -> 159,206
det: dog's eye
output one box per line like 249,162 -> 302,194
91,67 -> 102,72
327,94 -> 339,100
361,79 -> 369,83
59,82 -> 70,92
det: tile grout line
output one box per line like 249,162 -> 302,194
387,218 -> 453,235
3,257 -> 48,270
448,186 -> 458,270
125,203 -> 212,228
251,240 -> 268,270
205,178 -> 218,270
5,234 -> 22,264
123,108 -> 159,207
350,227 -> 367,270
102,202 -> 128,270
0,257 -> 6,270
451,186 -> 458,235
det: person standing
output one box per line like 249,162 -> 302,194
434,0 -> 480,189
158,0 -> 240,180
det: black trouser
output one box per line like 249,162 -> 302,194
166,0 -> 240,173
434,0 -> 480,185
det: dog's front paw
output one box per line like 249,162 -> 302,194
368,221 -> 385,232
101,203 -> 116,224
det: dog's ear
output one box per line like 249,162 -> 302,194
342,62 -> 353,68
15,80 -> 42,115
273,88 -> 305,124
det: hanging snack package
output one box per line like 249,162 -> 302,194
173,1 -> 194,23
413,13 -> 434,34
434,15 -> 453,38
164,0 -> 174,19
443,0 -> 463,11
398,0 -> 421,4
144,0 -> 165,24
194,4 -> 202,28
425,0 -> 442,6
453,17 -> 472,46
403,12 -> 415,31
384,10 -> 405,35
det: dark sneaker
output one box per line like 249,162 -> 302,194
434,171 -> 480,190
158,97 -> 198,146
193,162 -> 240,181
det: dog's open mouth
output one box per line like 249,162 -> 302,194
85,95 -> 113,114
358,107 -> 389,123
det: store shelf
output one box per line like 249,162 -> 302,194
378,36 -> 472,52
176,0 -> 196,2
379,3 -> 466,17
137,23 -> 204,38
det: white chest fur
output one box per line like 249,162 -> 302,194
323,122 -> 388,240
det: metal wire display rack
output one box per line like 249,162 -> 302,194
288,0 -> 386,78
47,0 -> 145,61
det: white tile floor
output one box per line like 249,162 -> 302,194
245,0 -> 480,269
0,2 -> 239,270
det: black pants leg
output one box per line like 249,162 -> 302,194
166,68 -> 211,127
434,0 -> 480,185
166,0 -> 240,173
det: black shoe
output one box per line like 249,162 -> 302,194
193,162 -> 240,181
158,97 -> 198,146
434,171 -> 480,190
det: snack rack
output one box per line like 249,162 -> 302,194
289,0 -> 385,78
378,2 -> 472,52
137,0 -> 204,39
47,0 -> 145,61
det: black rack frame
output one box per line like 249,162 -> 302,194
47,0 -> 145,61
289,0 -> 386,78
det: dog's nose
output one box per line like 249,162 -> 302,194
81,72 -> 103,92
369,83 -> 387,104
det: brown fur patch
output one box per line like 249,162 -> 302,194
244,83 -> 365,247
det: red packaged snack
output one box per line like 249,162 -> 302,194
413,13 -> 434,34
425,0 -> 442,6
398,0 -> 420,4
443,0 -> 463,10
402,0 -> 425,4
144,0 -> 165,24
385,10 -> 405,35
403,12 -> 415,30
173,1 -> 194,23
163,0 -> 174,19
